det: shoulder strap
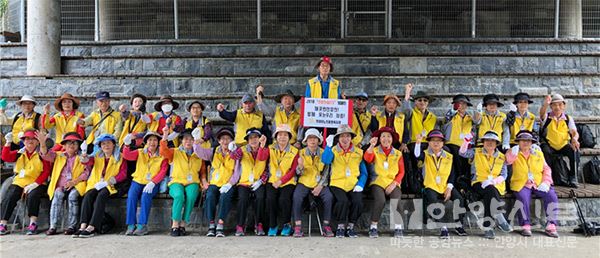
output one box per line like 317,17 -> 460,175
354,112 -> 366,135
11,112 -> 22,127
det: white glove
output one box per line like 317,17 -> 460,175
481,180 -> 493,189
80,141 -> 88,153
502,143 -> 510,151
143,182 -> 156,194
326,135 -> 335,147
167,132 -> 179,141
511,145 -> 519,156
4,132 -> 13,143
108,176 -> 117,185
251,180 -> 262,191
191,127 -> 202,141
353,185 -> 363,192
123,134 -> 133,146
23,182 -> 39,194
537,182 -> 550,193
94,181 -> 108,190
228,142 -> 237,152
476,102 -> 483,113
509,103 -> 517,112
141,114 -> 151,124
219,183 -> 232,193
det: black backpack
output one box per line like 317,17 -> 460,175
576,124 -> 596,148
583,156 -> 600,184
550,156 -> 570,186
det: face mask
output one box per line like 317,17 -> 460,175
162,104 -> 173,113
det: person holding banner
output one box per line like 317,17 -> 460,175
351,92 -> 373,149
256,86 -> 302,148
262,124 -> 299,237
291,128 -> 335,238
77,91 -> 122,154
321,124 -> 367,238
413,129 -> 467,239
41,93 -> 86,151
363,127 -> 405,238
217,94 -> 271,146
305,56 -> 341,99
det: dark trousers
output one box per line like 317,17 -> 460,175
423,187 -> 465,225
541,143 -> 577,184
446,144 -> 472,191
265,184 -> 294,229
330,186 -> 363,225
236,185 -> 266,226
80,188 -> 111,228
471,183 -> 504,227
370,185 -> 402,223
292,183 -> 334,222
1,184 -> 46,220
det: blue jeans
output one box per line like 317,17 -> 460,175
204,185 -> 234,222
126,181 -> 159,225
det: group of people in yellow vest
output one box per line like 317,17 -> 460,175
0,56 -> 580,240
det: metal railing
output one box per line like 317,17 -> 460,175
1,0 -> 599,42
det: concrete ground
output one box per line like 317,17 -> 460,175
1,230 -> 599,258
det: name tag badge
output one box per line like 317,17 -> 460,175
249,173 -> 255,183
435,176 -> 441,184
421,129 -> 427,138
383,161 -> 389,170
214,172 -> 220,181
346,168 -> 351,177
19,169 -> 26,178
459,133 -> 465,140
146,172 -> 152,181
276,170 -> 282,178
187,174 -> 193,182
316,175 -> 321,183
488,175 -> 494,181
528,172 -> 534,181
66,173 -> 72,180
520,125 -> 526,130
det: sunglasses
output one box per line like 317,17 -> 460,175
416,98 -> 429,103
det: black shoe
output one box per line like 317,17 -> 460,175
393,229 -> 404,238
368,228 -> 379,238
568,182 -> 579,188
206,227 -> 216,237
346,228 -> 358,238
78,229 -> 95,238
335,228 -> 345,238
71,229 -> 83,238
170,227 -> 181,237
440,227 -> 449,239
179,227 -> 187,236
454,227 -> 468,236
216,229 -> 225,237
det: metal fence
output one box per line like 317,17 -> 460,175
2,0 -> 600,41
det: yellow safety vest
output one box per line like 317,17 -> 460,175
297,147 -> 325,189
11,113 -> 40,143
267,145 -> 298,187
85,154 -> 123,194
375,111 -> 405,141
370,146 -> 402,189
510,149 -> 545,192
47,153 -> 87,199
410,109 -> 437,143
478,112 -> 507,143
510,112 -> 536,145
330,145 -> 363,192
119,113 -> 148,146
12,151 -> 44,188
238,146 -> 267,186
44,111 -> 84,143
210,147 -> 236,187
169,148 -> 203,186
446,113 -> 473,146
471,149 -> 506,195
308,77 -> 340,99
274,107 -> 300,144
352,111 -> 372,146
421,150 -> 453,194
234,110 -> 264,145
545,115 -> 572,150
185,117 -> 211,149
86,110 -> 122,144
131,149 -> 165,185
